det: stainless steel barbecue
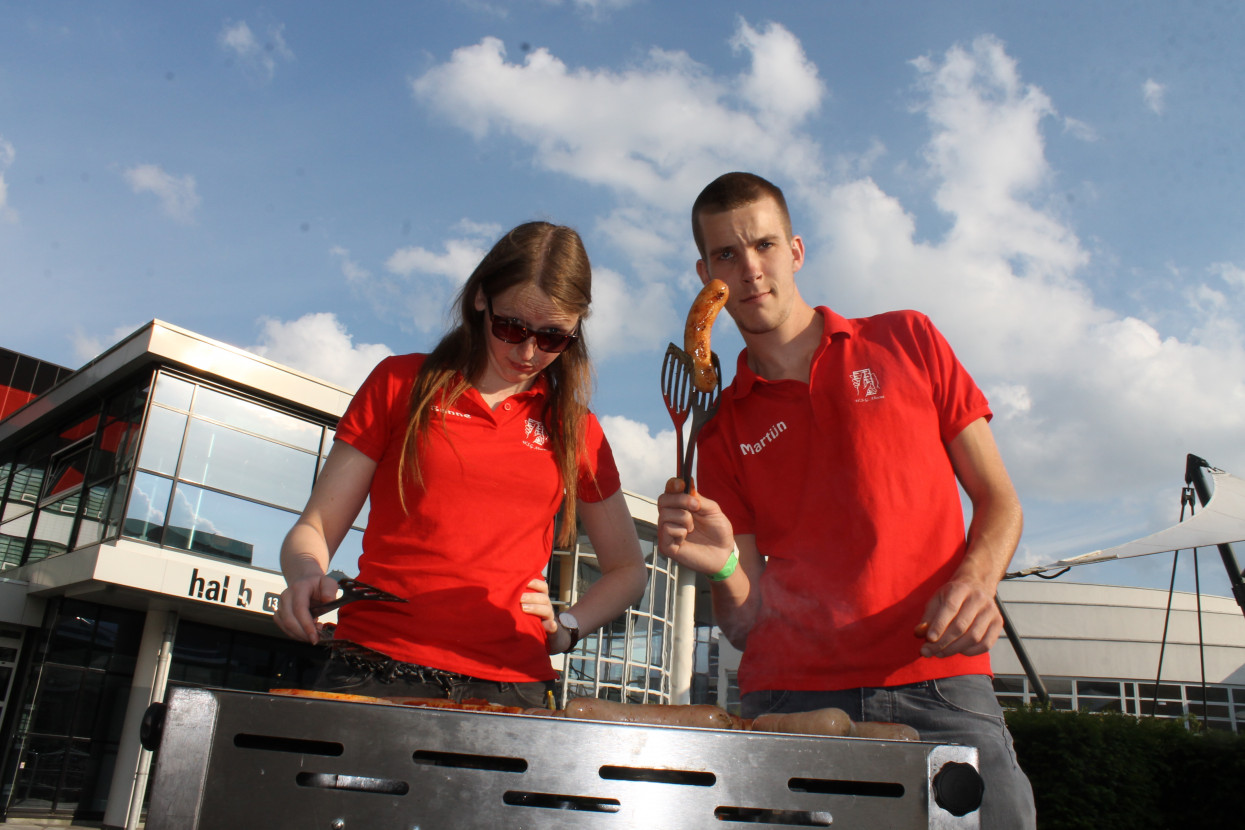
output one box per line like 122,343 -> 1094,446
141,686 -> 982,829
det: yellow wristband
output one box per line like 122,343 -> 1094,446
710,548 -> 738,582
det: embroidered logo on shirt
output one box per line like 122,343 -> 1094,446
851,368 -> 884,403
430,404 -> 472,419
524,418 -> 551,450
739,421 -> 787,455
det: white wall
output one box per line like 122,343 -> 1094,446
995,580 -> 1245,685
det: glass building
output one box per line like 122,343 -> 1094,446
0,321 -> 689,825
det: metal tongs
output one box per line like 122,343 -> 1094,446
310,572 -> 408,617
660,343 -> 723,492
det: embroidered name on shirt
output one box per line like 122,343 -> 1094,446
524,418 -> 551,450
431,404 -> 472,419
851,368 -> 884,403
739,421 -> 787,455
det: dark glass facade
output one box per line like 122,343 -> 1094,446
0,598 -> 321,820
0,369 -> 365,576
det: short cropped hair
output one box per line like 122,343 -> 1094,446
691,172 -> 793,258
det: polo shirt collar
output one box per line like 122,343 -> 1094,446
457,369 -> 551,416
728,306 -> 852,399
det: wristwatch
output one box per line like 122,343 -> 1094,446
557,611 -> 580,653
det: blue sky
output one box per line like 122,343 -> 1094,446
3,1 -> 1244,597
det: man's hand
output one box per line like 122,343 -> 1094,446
656,477 -> 735,576
915,417 -> 1022,659
916,576 -> 1003,658
658,477 -> 763,649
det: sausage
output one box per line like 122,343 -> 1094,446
684,279 -> 729,392
564,697 -> 743,729
853,721 -> 921,741
749,707 -> 854,737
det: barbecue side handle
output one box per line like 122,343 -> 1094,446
145,686 -> 220,830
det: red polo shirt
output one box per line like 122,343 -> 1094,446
697,308 -> 994,693
333,353 -> 620,682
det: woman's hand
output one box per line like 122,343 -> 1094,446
274,571 -> 341,644
522,578 -> 575,654
521,577 -> 557,634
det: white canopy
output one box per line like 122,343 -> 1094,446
1007,467 -> 1245,578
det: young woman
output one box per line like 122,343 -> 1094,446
275,222 -> 646,707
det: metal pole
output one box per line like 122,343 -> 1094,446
995,596 -> 1049,705
1184,454 -> 1245,619
125,610 -> 178,830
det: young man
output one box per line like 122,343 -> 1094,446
657,172 -> 1036,827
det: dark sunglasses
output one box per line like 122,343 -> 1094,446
485,297 -> 580,354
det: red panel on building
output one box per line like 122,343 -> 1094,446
0,347 -> 74,421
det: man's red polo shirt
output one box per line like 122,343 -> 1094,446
697,308 -> 994,693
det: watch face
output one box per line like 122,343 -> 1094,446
558,611 -> 580,631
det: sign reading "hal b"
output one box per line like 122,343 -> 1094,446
187,567 -> 254,609
181,564 -> 281,617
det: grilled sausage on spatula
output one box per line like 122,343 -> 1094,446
685,279 -> 729,392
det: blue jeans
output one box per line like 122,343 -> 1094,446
743,675 -> 1036,830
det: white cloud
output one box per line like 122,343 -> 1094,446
1143,78 -> 1166,115
249,313 -> 393,391
731,18 -> 824,129
71,323 -> 146,364
383,234 -> 491,333
218,19 -> 294,82
329,246 -> 371,285
385,238 -> 488,282
123,164 -> 200,223
409,17 -> 826,358
1062,116 -> 1099,142
329,223 -> 500,337
0,136 -> 17,222
582,264 -> 675,358
599,414 -> 675,498
1210,261 -> 1245,288
410,20 -> 826,213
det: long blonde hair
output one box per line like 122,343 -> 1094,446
399,222 -> 594,547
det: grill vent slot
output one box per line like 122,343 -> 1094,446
503,791 -> 621,813
412,749 -> 527,772
714,806 -> 833,826
789,776 -> 905,798
233,733 -> 343,756
296,772 -> 409,795
599,764 -> 716,786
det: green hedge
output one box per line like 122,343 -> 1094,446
1005,707 -> 1245,829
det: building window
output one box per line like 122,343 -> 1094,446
168,619 -> 322,691
0,377 -> 147,570
992,674 -> 1243,733
550,513 -> 676,706
121,371 -> 359,574
4,600 -> 145,819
